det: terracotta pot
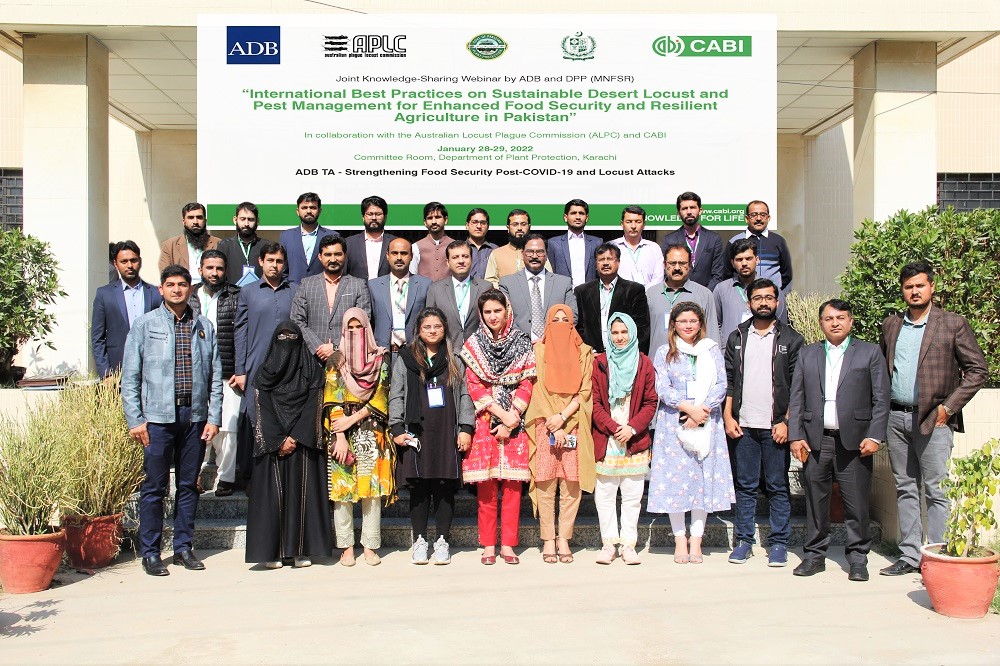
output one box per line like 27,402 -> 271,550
920,543 -> 1000,619
64,513 -> 124,569
0,530 -> 66,594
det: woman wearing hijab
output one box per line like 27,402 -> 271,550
591,312 -> 658,565
325,307 -> 395,567
649,302 -> 734,564
459,288 -> 536,565
389,307 -> 475,565
246,321 -> 332,569
525,304 -> 595,564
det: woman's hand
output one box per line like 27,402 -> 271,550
278,436 -> 296,456
545,413 -> 564,433
333,433 -> 350,464
491,423 -> 511,443
613,424 -> 634,443
457,432 -> 472,453
682,402 -> 710,425
328,414 -> 355,433
500,409 -> 521,430
393,433 -> 412,447
682,417 -> 700,430
552,428 -> 566,448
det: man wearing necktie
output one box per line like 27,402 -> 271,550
425,240 -> 490,350
368,238 -> 430,356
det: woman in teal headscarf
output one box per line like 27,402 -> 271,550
590,312 -> 659,565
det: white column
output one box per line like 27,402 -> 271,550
21,34 -> 108,376
853,42 -> 937,225
776,134 -> 805,291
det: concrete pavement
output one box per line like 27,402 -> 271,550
1,545 -> 999,664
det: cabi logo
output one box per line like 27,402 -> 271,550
652,35 -> 751,57
227,26 -> 281,64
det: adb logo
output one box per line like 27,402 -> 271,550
652,36 -> 685,57
227,26 -> 281,64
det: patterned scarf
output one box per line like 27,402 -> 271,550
337,307 -> 386,402
459,305 -> 535,410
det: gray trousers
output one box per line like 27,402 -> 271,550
333,498 -> 382,549
886,409 -> 953,567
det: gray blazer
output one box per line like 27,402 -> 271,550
388,355 -> 474,437
290,273 -> 373,355
425,275 -> 491,349
788,339 -> 890,451
368,273 -> 430,348
499,269 -> 578,338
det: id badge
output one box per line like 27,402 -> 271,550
686,380 -> 697,400
664,313 -> 670,331
426,383 -> 445,408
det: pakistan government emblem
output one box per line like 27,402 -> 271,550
467,33 -> 508,60
562,32 -> 596,61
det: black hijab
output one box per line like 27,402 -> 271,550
398,346 -> 451,432
254,320 -> 325,455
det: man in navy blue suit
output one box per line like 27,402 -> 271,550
91,240 -> 163,378
546,199 -> 603,287
278,192 -> 336,283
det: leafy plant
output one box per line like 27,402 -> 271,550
784,292 -> 834,345
839,206 -> 999,385
941,438 -> 1000,557
0,229 -> 67,385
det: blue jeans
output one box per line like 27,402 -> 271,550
733,427 -> 791,546
138,406 -> 206,558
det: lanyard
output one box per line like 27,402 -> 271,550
736,283 -> 748,305
239,239 -> 253,265
663,285 -> 683,306
685,232 -> 700,265
685,353 -> 697,380
824,337 -> 850,365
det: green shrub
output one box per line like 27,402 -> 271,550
785,292 -> 834,345
839,206 -> 999,386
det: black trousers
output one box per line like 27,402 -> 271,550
802,433 -> 872,565
409,479 -> 456,542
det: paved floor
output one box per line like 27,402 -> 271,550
1,545 -> 998,664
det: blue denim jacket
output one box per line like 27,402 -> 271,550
122,303 -> 223,428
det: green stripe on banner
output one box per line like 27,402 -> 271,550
206,204 -> 749,231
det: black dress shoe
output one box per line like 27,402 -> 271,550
793,559 -> 826,576
879,559 -> 919,576
142,555 -> 169,576
215,481 -> 235,497
848,563 -> 869,581
172,550 -> 206,570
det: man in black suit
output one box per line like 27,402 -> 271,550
278,192 -> 336,283
344,195 -> 397,281
574,243 -> 650,355
91,240 -> 163,378
660,191 -> 727,290
788,298 -> 890,581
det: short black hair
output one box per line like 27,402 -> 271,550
161,264 -> 192,285
361,195 -> 387,216
258,241 -> 286,260
318,234 -> 346,253
900,260 -> 934,285
676,191 -> 701,209
113,240 -> 141,260
445,239 -> 471,259
181,202 -> 205,217
744,200 -> 769,215
297,192 -> 321,207
663,243 -> 692,261
423,201 -> 448,219
478,287 -> 508,314
466,207 -> 489,224
622,205 -> 646,220
507,208 -> 531,225
595,242 -> 621,261
234,202 -> 258,218
819,298 -> 853,318
564,199 -> 589,215
200,248 -> 227,267
748,278 -> 778,299
522,232 -> 546,247
730,237 -> 758,260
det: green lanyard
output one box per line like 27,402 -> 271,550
736,283 -> 748,304
686,353 -> 697,380
824,337 -> 851,365
663,285 -> 683,306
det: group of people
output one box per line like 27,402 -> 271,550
107,191 -> 987,582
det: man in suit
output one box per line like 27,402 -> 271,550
878,260 -> 989,576
574,243 -> 650,355
159,202 -> 221,284
547,199 -> 603,287
500,233 -> 577,342
122,265 -> 222,576
788,299 -> 890,581
410,201 -> 455,282
368,238 -> 430,353
217,202 -> 264,286
279,192 -> 336,283
344,195 -> 397,281
660,191 -> 727,290
484,209 -> 551,287
291,234 -> 372,364
466,208 -> 498,280
427,240 -> 491,350
92,240 -> 163,378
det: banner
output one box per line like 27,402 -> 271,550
198,14 -> 776,230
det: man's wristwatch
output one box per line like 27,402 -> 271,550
942,405 -> 955,416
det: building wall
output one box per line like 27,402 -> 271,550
938,37 -> 1000,173
0,49 -> 23,168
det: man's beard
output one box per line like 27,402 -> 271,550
753,308 -> 776,321
509,233 -> 527,249
237,227 -> 257,241
185,227 -> 210,250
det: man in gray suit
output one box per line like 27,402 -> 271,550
368,238 -> 430,352
499,233 -> 577,342
788,298 -> 889,582
426,240 -> 491,350
291,234 -> 372,364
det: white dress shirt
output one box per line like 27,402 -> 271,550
823,338 -> 849,429
612,237 -> 665,286
364,233 -> 384,280
567,230 -> 587,287
391,275 -> 409,346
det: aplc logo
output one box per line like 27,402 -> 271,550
227,26 -> 281,64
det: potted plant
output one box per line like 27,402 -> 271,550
60,375 -> 144,569
920,438 -> 1000,619
0,399 -> 78,593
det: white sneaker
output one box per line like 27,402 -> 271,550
264,560 -> 283,569
293,556 -> 312,568
432,535 -> 451,565
411,536 -> 429,565
620,545 -> 641,565
596,543 -> 617,565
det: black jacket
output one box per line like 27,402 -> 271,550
190,283 -> 242,378
574,277 -> 650,355
725,318 -> 804,427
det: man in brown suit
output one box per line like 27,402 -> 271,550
159,202 -> 221,284
878,260 -> 988,576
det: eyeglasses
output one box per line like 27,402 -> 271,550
364,212 -> 385,219
750,295 -> 777,303
420,324 -> 445,331
665,261 -> 689,268
746,212 -> 770,219
523,249 -> 546,256
674,319 -> 701,326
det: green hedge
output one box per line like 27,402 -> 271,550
839,206 -> 999,386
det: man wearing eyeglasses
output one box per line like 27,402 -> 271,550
465,208 -> 498,280
345,195 -> 398,280
728,200 -> 793,293
646,242 -> 719,358
714,237 -> 786,342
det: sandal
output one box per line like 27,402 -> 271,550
689,538 -> 704,564
557,551 -> 574,564
673,536 -> 689,564
481,554 -> 496,565
542,553 -> 558,564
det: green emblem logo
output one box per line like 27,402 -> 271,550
653,35 -> 752,57
562,31 -> 596,61
467,33 -> 508,60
